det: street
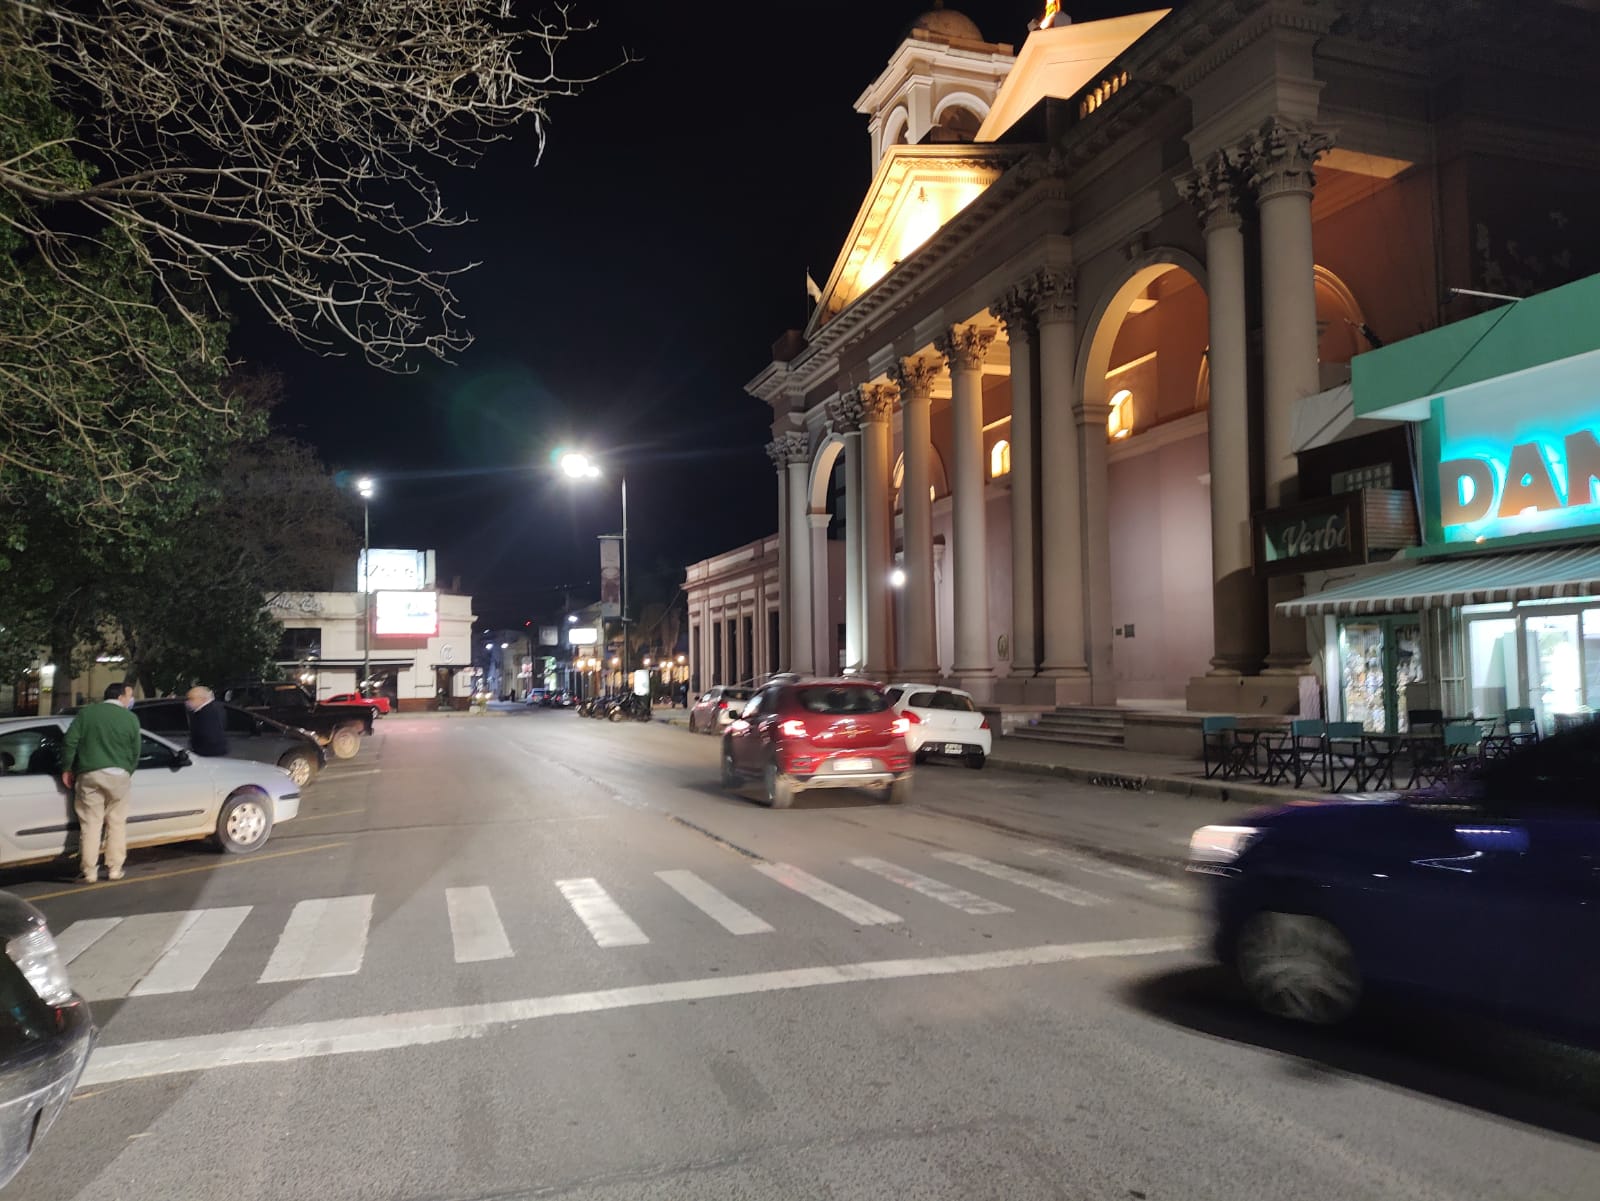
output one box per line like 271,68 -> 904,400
4,713 -> 1598,1201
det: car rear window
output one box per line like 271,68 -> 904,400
795,685 -> 889,715
930,691 -> 976,712
724,688 -> 753,701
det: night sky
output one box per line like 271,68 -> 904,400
242,2 -> 1122,628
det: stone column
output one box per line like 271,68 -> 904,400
772,431 -> 814,674
1076,393 -> 1115,704
1250,118 -> 1332,673
1180,151 -> 1265,677
766,438 -> 789,671
809,512 -> 832,674
891,357 -> 941,682
1031,270 -> 1089,701
993,286 -> 1039,680
859,385 -> 897,678
936,324 -> 997,699
827,393 -> 867,673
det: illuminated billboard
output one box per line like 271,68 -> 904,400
567,627 -> 598,646
373,590 -> 439,637
358,549 -> 431,592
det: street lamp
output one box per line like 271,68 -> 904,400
357,477 -> 375,693
557,450 -> 629,684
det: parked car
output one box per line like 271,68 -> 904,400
131,699 -> 326,787
0,715 -> 301,862
884,684 -> 991,768
0,891 -> 93,1187
220,681 -> 373,759
1187,722 -> 1600,1039
720,678 -> 912,808
689,686 -> 753,734
326,691 -> 390,716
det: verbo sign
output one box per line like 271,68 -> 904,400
1440,429 -> 1600,530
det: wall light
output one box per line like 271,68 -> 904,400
1108,389 -> 1134,440
889,568 -> 907,588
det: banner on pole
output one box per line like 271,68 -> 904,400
599,536 -> 622,618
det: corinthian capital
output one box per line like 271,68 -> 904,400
935,325 -> 996,372
891,356 -> 940,399
990,284 -> 1036,344
825,389 -> 865,434
1245,118 -> 1335,201
1025,268 -> 1076,322
858,383 -> 898,424
1178,149 -> 1246,232
765,429 -> 810,469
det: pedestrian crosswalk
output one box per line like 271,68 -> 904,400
51,846 -> 1181,1002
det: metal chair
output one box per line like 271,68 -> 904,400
1263,719 -> 1328,789
1480,707 -> 1539,760
1412,722 -> 1481,788
1326,721 -> 1377,792
1201,716 -> 1250,779
1406,708 -> 1444,734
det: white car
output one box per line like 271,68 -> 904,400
883,684 -> 992,768
0,715 -> 301,864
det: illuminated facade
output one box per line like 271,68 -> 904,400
749,2 -> 1600,714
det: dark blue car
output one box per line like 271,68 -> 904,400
1187,723 -> 1600,1035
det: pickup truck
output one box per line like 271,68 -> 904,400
220,681 -> 374,759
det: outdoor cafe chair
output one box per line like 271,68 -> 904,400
1263,719 -> 1328,789
1480,707 -> 1539,760
1201,715 -> 1251,779
1326,721 -> 1383,792
1410,722 -> 1482,789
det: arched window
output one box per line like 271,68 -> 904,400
990,440 -> 1011,478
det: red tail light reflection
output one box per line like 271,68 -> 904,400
780,719 -> 809,738
891,716 -> 911,735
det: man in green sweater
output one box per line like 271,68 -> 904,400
61,681 -> 141,882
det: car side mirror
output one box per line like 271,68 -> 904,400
171,749 -> 192,770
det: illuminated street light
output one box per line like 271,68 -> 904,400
355,477 -> 377,689
556,449 -> 630,683
889,567 -> 907,588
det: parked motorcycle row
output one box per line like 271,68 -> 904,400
575,692 -> 653,722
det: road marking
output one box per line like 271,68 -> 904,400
753,862 -> 901,926
26,841 -> 349,902
848,857 -> 1012,915
259,895 -> 374,982
79,935 -> 1193,1085
319,769 -> 382,780
1026,846 -> 1184,896
131,907 -> 251,996
71,911 -> 203,1000
445,886 -> 513,962
556,878 -> 649,947
655,870 -> 773,934
54,918 -> 122,964
932,852 -> 1108,907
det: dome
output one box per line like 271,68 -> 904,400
907,5 -> 985,43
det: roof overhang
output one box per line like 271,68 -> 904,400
1279,545 -> 1600,617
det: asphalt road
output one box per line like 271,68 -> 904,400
5,711 -> 1598,1200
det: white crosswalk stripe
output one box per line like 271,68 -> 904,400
132,907 -> 251,996
446,886 -> 513,962
55,917 -> 122,965
656,870 -> 773,935
848,857 -> 1012,915
931,852 -> 1108,907
1025,846 -> 1184,896
753,862 -> 901,926
71,911 -> 203,1000
260,895 -> 374,982
557,878 -> 650,947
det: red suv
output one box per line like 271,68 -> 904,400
720,678 -> 913,808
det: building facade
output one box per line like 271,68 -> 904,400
749,2 -> 1600,713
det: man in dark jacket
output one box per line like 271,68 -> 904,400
185,686 -> 229,757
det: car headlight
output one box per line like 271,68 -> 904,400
6,924 -> 76,1007
1188,825 -> 1262,867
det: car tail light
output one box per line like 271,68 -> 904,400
979,718 -> 990,730
891,716 -> 911,735
780,719 -> 809,738
900,709 -> 921,724
717,701 -> 728,710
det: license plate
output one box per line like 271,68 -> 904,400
943,743 -> 965,755
834,757 -> 873,772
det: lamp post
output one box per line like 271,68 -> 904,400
357,476 -> 375,693
558,451 -> 630,684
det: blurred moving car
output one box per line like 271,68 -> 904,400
0,891 -> 93,1188
0,715 -> 301,861
720,678 -> 912,808
884,684 -> 991,768
221,681 -> 373,759
1188,722 -> 1600,1038
689,686 -> 753,734
132,699 -> 326,787
326,692 -> 390,716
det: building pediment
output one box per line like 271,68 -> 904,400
807,144 -> 1016,337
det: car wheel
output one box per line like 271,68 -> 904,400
1235,911 -> 1361,1025
886,777 -> 912,806
964,752 -> 986,770
278,750 -> 317,787
215,790 -> 274,854
720,743 -> 740,789
763,761 -> 794,809
329,725 -> 362,760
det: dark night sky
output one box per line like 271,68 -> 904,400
242,2 -> 1121,628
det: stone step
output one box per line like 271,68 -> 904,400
1035,712 -> 1125,729
1008,726 -> 1126,749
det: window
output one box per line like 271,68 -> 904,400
795,685 -> 889,715
138,734 -> 178,770
278,628 -> 322,660
1332,464 -> 1393,494
883,688 -> 903,704
1107,389 -> 1134,440
909,691 -> 938,708
225,707 -> 262,736
990,440 -> 1011,478
0,726 -> 64,776
133,703 -> 187,735
930,690 -> 977,712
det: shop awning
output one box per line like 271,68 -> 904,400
1279,545 -> 1600,617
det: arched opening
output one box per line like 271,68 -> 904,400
883,106 -> 911,150
892,446 -> 949,512
990,439 -> 1011,477
1314,264 -> 1369,375
1077,254 -> 1214,703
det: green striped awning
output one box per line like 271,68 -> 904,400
1279,546 -> 1600,617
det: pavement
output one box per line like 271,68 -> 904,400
4,713 -> 1596,1201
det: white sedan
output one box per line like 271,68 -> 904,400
883,684 -> 992,769
0,715 -> 301,864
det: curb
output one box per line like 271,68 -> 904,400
987,756 -> 1314,807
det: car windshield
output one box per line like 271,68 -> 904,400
795,685 -> 888,715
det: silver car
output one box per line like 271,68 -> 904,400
132,699 -> 325,787
0,715 -> 301,862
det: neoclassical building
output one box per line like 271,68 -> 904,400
745,1 -> 1600,711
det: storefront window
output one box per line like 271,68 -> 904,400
1467,616 -> 1519,718
1337,615 -> 1425,732
1584,610 -> 1600,711
1525,612 -> 1583,727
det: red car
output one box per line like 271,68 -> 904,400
720,678 -> 913,808
326,692 -> 390,716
